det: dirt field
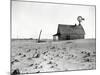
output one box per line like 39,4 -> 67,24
11,39 -> 96,74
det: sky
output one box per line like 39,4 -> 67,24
12,0 -> 95,39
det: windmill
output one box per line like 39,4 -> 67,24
77,16 -> 85,25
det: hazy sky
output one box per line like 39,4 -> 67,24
12,0 -> 95,39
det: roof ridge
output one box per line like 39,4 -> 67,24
58,24 -> 75,26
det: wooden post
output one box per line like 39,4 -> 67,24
38,29 -> 42,43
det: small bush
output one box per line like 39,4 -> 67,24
11,69 -> 20,75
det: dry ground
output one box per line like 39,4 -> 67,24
11,39 -> 96,74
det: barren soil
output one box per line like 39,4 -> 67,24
11,39 -> 96,74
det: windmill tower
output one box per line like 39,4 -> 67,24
77,16 -> 85,25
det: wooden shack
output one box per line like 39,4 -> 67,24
53,24 -> 85,41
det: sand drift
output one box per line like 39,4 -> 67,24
11,39 -> 96,74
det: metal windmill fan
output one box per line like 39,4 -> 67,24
77,16 -> 85,25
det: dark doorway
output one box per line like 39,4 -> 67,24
66,35 -> 70,40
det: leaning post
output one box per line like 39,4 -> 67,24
38,29 -> 42,43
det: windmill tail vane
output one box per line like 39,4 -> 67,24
82,18 -> 85,20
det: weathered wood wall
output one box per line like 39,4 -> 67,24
58,34 -> 84,40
